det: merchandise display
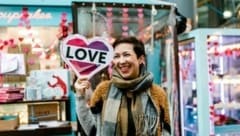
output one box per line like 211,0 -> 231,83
178,28 -> 240,136
0,5 -> 73,134
25,69 -> 70,100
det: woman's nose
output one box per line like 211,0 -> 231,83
118,56 -> 126,63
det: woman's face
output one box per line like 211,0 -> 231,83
113,43 -> 144,79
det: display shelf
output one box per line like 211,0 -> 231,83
212,75 -> 240,84
178,28 -> 240,136
0,98 -> 68,124
214,101 -> 240,109
0,98 -> 68,105
215,124 -> 240,134
0,123 -> 72,136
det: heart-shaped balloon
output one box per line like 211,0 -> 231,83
60,34 -> 113,79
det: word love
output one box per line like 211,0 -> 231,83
60,34 -> 113,79
65,46 -> 107,64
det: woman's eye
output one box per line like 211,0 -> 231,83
113,55 -> 119,59
123,53 -> 131,57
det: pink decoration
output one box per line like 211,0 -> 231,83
122,18 -> 129,24
106,7 -> 113,36
121,8 -> 129,37
3,41 -> 8,46
9,44 -> 17,48
107,7 -> 112,12
34,44 -> 41,48
9,39 -> 14,45
137,8 -> 144,40
23,47 -> 30,53
225,48 -> 232,56
57,12 -> 72,40
122,25 -> 129,31
36,52 -> 42,57
122,8 -> 128,13
19,7 -> 31,30
122,13 -> 128,18
122,32 -> 128,37
179,49 -> 193,80
18,37 -> 24,42
137,8 -> 143,12
138,13 -> 144,18
28,59 -> 35,65
106,12 -> 113,17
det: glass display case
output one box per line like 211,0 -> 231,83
178,28 -> 240,136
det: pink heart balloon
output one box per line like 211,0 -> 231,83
122,25 -> 129,31
107,7 -> 113,12
122,8 -> 128,13
60,34 -> 113,79
106,12 -> 113,17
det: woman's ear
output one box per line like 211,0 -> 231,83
139,55 -> 146,65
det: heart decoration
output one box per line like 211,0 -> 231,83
60,34 -> 114,79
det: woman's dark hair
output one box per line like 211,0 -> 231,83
112,36 -> 146,58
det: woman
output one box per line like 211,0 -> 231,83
74,36 -> 171,136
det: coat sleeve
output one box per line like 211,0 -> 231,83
151,84 -> 171,134
75,80 -> 110,135
75,95 -> 96,135
160,88 -> 171,133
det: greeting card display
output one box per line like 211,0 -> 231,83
60,34 -> 113,79
26,69 -> 70,100
0,53 -> 26,75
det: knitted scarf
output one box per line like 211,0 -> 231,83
102,65 -> 160,136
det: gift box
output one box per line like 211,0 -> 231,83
7,45 -> 20,54
0,115 -> 19,131
28,103 -> 58,123
26,69 -> 70,100
26,53 -> 40,75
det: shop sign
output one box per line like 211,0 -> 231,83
0,8 -> 52,23
0,6 -> 72,26
60,34 -> 113,79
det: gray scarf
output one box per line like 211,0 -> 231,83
102,65 -> 160,136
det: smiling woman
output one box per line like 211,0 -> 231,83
74,36 -> 171,136
112,37 -> 145,79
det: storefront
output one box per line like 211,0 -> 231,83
0,0 -> 180,135
0,3 -> 76,133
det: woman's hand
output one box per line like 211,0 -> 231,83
74,77 -> 91,97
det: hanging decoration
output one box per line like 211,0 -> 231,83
207,36 -> 217,135
22,46 -> 31,54
178,44 -> 240,58
27,58 -> 35,65
19,7 -> 31,30
178,48 -> 193,80
148,5 -> 157,52
0,39 -> 15,50
17,7 -> 31,46
122,7 -> 129,37
137,8 -> 145,41
106,7 -> 113,39
57,12 -> 71,40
